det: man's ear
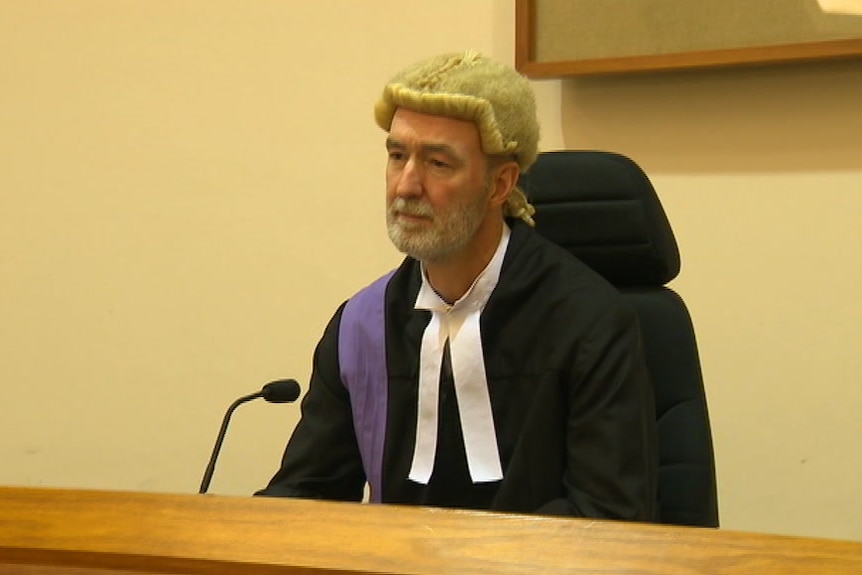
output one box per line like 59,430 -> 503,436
488,161 -> 521,209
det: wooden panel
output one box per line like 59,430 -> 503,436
0,566 -> 164,575
1,486 -> 861,574
516,0 -> 862,77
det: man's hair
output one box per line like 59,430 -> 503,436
375,50 -> 540,226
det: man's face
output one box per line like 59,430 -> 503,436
385,108 -> 493,263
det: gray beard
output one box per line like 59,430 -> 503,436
386,194 -> 488,263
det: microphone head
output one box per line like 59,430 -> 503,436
261,379 -> 301,403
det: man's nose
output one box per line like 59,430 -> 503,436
394,157 -> 423,198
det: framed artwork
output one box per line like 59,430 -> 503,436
516,0 -> 862,77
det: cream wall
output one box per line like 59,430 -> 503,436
1,1 -> 860,542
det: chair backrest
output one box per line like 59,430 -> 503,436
520,150 -> 719,527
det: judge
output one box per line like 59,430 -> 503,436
258,51 -> 658,521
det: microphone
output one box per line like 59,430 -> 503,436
198,379 -> 301,494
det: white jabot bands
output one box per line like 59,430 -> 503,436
409,225 -> 511,484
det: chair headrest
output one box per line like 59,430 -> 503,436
520,150 -> 680,287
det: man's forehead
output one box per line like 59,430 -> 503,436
388,108 -> 482,154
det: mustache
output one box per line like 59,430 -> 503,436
389,198 -> 434,218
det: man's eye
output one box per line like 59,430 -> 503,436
388,151 -> 405,161
428,159 -> 450,169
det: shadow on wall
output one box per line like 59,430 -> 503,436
560,58 -> 862,173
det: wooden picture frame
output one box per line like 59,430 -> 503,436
515,0 -> 862,77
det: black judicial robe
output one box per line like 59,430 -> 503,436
259,221 -> 658,521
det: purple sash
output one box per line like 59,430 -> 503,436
337,271 -> 394,503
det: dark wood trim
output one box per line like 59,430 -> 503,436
515,0 -> 862,78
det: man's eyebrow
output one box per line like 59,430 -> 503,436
421,143 -> 458,157
385,138 -> 459,156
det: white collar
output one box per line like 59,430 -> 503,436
409,224 -> 511,484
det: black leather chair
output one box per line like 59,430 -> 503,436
520,150 -> 719,527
